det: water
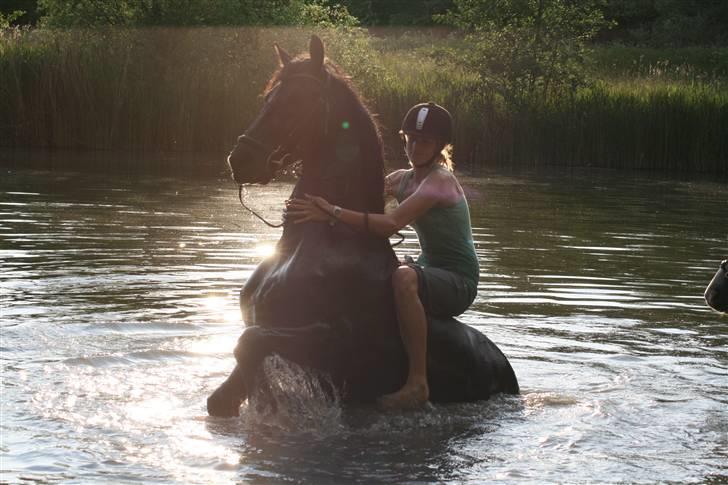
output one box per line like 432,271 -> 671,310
1,162 -> 726,483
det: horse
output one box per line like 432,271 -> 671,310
207,35 -> 519,417
705,260 -> 728,313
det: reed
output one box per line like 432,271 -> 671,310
1,27 -> 726,173
590,45 -> 728,80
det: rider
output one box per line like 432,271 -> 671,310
286,102 -> 479,409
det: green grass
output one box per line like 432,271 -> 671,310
1,27 -> 726,173
590,44 -> 728,80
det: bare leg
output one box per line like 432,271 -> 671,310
378,265 -> 429,409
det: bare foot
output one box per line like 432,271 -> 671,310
377,381 -> 429,410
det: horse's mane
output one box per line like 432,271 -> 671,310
264,56 -> 385,213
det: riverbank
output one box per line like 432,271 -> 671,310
1,27 -> 726,173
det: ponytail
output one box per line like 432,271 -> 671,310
439,144 -> 454,171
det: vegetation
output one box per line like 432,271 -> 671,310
2,0 -> 358,28
436,0 -> 611,106
0,0 -> 726,173
366,33 -> 727,172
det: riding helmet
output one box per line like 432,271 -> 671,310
400,102 -> 453,144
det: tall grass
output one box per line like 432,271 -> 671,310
1,27 -> 726,173
0,27 -> 289,152
590,45 -> 728,80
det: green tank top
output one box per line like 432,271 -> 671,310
396,168 -> 480,289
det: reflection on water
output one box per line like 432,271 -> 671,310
1,165 -> 726,483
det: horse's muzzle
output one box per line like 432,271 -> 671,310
227,137 -> 273,185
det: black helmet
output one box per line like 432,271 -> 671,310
400,102 -> 453,144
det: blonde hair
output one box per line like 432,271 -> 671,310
439,144 -> 454,171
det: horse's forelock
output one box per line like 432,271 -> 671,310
264,58 -> 361,111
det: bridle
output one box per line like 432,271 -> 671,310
233,71 -> 404,246
236,71 -> 332,228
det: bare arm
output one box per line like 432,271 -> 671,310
286,183 -> 439,238
286,169 -> 458,238
384,169 -> 407,198
326,188 -> 437,237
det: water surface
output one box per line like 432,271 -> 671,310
1,163 -> 726,483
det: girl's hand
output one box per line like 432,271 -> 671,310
285,194 -> 333,224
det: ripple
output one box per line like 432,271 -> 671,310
1,168 -> 726,484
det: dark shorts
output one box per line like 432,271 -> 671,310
405,262 -> 477,318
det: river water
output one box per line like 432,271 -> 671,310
1,162 -> 726,483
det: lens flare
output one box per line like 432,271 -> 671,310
255,243 -> 276,258
202,295 -> 239,323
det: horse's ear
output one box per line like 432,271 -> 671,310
309,35 -> 324,74
274,43 -> 291,67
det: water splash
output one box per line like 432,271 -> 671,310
242,355 -> 343,436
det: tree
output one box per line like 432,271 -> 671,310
35,0 -> 358,28
439,0 -> 611,105
0,0 -> 40,26
338,0 -> 454,26
601,0 -> 728,45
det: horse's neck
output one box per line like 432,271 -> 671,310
284,84 -> 383,220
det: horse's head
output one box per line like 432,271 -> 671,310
705,259 -> 728,313
228,35 -> 330,185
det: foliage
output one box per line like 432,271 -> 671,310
5,0 -> 728,48
438,0 -> 612,107
338,0 -> 454,26
299,1 -> 358,27
1,27 -> 726,173
35,0 -> 358,28
0,10 -> 26,29
602,0 -> 728,46
0,0 -> 38,26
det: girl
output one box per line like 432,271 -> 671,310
287,102 -> 479,409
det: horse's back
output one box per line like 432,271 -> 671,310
427,316 -> 519,402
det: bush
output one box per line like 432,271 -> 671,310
35,0 -> 358,28
438,0 -> 612,107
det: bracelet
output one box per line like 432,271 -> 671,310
332,205 -> 342,219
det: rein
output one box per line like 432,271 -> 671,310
236,72 -> 332,228
234,70 -> 403,247
238,185 -> 285,228
238,182 -> 405,246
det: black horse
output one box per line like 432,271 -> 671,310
207,36 -> 518,417
705,260 -> 728,313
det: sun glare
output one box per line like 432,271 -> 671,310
255,243 -> 276,258
202,296 -> 240,323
